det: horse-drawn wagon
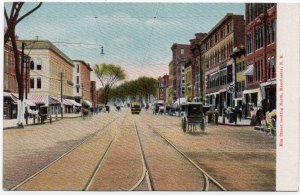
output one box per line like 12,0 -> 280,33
181,102 -> 205,133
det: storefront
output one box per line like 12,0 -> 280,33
243,88 -> 262,118
260,80 -> 276,112
3,92 -> 17,119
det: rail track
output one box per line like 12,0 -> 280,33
129,121 -> 153,191
144,122 -> 227,191
9,115 -> 122,191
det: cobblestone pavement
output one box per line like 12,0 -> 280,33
3,108 -> 276,191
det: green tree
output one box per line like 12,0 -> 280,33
94,63 -> 126,105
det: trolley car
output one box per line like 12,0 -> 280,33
131,102 -> 141,114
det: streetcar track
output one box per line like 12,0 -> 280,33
9,115 -> 122,191
130,120 -> 153,191
144,122 -> 227,191
83,139 -> 114,191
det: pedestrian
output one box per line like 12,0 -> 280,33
238,106 -> 242,122
256,107 -> 263,126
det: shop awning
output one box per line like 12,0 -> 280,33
66,99 -> 81,107
49,96 -> 61,105
260,80 -> 276,87
62,99 -> 73,106
243,88 -> 260,95
244,65 -> 254,76
83,100 -> 92,107
26,99 -> 36,107
29,95 -> 47,105
3,92 -> 12,98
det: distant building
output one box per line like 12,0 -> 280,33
157,75 -> 169,104
90,81 -> 97,108
3,43 -> 31,119
170,43 -> 191,103
244,3 -> 276,114
73,60 -> 93,107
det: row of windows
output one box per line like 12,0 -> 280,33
4,73 -> 17,92
236,61 -> 246,73
204,22 -> 233,51
207,66 -> 233,89
30,77 -> 42,89
206,40 -> 233,68
30,58 -> 42,70
246,20 -> 276,54
246,3 -> 275,24
247,56 -> 276,83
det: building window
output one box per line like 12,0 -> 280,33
77,64 -> 80,73
30,60 -> 35,70
180,48 -> 184,55
30,78 -> 34,89
271,20 -> 276,43
76,87 -> 79,93
37,78 -> 41,89
77,76 -> 79,84
36,58 -> 42,70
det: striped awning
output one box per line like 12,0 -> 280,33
29,95 -> 47,104
49,96 -> 61,105
66,99 -> 81,107
62,99 -> 73,106
26,99 -> 36,107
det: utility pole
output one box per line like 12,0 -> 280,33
21,42 -> 29,125
60,72 -> 63,119
81,82 -> 84,104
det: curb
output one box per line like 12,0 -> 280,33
217,123 -> 252,127
3,115 -> 83,130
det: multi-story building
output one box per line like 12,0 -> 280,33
170,43 -> 191,103
156,75 -> 169,104
244,3 -> 276,115
73,60 -> 93,107
3,43 -> 31,119
230,47 -> 246,107
167,61 -> 174,105
184,59 -> 193,101
18,40 -> 75,114
189,32 -> 207,101
90,81 -> 97,108
202,13 -> 245,114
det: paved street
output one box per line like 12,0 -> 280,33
3,108 -> 276,191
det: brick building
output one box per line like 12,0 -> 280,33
156,75 -> 169,104
244,3 -> 276,115
90,80 -> 97,107
3,43 -> 31,119
73,60 -> 93,107
189,32 -> 207,101
170,43 -> 191,102
202,13 -> 245,114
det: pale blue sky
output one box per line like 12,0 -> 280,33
9,2 -> 244,80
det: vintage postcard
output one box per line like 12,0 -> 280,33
1,0 -> 299,192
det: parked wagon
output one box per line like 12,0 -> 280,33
181,102 -> 205,133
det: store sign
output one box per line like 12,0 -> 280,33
227,84 -> 235,94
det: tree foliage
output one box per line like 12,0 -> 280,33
94,63 -> 126,105
110,76 -> 157,104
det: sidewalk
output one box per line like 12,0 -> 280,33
3,113 -> 81,129
217,116 -> 251,126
